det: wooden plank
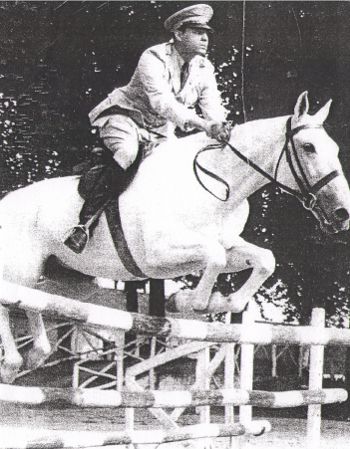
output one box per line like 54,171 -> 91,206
0,421 -> 272,449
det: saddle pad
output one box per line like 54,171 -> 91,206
105,200 -> 147,279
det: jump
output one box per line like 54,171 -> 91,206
0,89 -> 349,383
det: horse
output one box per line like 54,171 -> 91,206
0,91 -> 349,384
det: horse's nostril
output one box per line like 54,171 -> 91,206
334,208 -> 350,221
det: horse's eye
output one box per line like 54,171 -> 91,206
303,143 -> 315,154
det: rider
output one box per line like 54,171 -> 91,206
64,3 -> 229,254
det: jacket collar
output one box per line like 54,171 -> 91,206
165,40 -> 206,69
165,42 -> 186,93
166,41 -> 185,66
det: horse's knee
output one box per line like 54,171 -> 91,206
0,356 -> 23,384
250,248 -> 275,277
258,249 -> 276,277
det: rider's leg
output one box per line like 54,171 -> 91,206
64,115 -> 139,254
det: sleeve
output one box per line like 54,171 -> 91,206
198,61 -> 228,122
137,50 -> 199,129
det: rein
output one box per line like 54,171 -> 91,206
193,117 -> 339,216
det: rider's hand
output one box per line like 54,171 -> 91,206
205,121 -> 231,143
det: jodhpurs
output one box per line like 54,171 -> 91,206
97,114 -> 141,170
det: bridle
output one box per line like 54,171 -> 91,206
193,117 -> 340,224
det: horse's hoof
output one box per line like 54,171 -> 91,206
0,358 -> 22,384
192,305 -> 210,314
165,290 -> 195,313
25,344 -> 51,370
192,309 -> 210,315
165,293 -> 179,313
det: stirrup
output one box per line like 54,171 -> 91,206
63,225 -> 90,254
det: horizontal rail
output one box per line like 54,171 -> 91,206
0,384 -> 346,408
2,280 -> 350,345
0,421 -> 271,448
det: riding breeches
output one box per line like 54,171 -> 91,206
98,114 -> 141,171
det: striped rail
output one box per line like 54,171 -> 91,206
0,384 -> 346,408
1,280 -> 350,345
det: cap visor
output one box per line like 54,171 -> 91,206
183,23 -> 213,32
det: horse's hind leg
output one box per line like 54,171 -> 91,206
0,304 -> 23,383
2,245 -> 51,375
25,310 -> 51,370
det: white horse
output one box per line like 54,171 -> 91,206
0,91 -> 349,383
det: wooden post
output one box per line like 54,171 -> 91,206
149,279 -> 165,317
125,282 -> 139,313
148,279 -> 165,386
225,312 -> 235,449
271,344 -> 277,378
307,307 -> 326,447
239,303 -> 255,426
149,336 -> 157,389
124,281 -> 139,439
298,346 -> 304,378
197,345 -> 211,449
345,346 -> 350,410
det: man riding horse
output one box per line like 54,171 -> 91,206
64,4 -> 230,253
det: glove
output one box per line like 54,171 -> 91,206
206,121 -> 231,143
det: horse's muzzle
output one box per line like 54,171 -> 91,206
320,207 -> 350,234
334,207 -> 350,222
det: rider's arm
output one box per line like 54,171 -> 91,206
138,49 -> 208,132
198,60 -> 228,123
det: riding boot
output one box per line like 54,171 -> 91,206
64,160 -> 128,254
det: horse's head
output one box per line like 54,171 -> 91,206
282,91 -> 350,233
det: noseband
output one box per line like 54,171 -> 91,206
194,117 -> 339,224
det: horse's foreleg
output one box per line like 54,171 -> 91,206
171,238 -> 275,315
144,232 -> 227,312
174,241 -> 227,312
0,304 -> 23,383
219,237 -> 276,313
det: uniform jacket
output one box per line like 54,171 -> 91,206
89,42 -> 227,137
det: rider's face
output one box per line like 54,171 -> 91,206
175,27 -> 209,57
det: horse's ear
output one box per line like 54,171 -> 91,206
294,91 -> 309,119
313,99 -> 332,124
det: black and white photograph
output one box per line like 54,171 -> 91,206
0,1 -> 350,448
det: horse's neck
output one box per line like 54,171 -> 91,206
217,115 -> 290,202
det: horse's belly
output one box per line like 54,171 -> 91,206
53,214 -> 146,281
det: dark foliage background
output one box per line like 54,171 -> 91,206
1,1 -> 350,323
